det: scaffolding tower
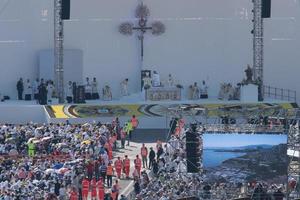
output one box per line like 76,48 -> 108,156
54,0 -> 65,103
252,0 -> 264,101
252,0 -> 264,84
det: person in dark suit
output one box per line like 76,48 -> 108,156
148,147 -> 155,169
38,82 -> 47,105
16,78 -> 24,100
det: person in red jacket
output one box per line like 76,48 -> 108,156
81,177 -> 90,200
123,155 -> 130,179
69,187 -> 78,200
114,157 -> 123,179
86,161 -> 94,181
97,177 -> 105,200
91,177 -> 97,200
134,155 -> 142,176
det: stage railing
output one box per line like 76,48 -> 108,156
203,124 -> 286,134
264,85 -> 297,102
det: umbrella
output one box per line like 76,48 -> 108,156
57,167 -> 69,174
81,140 -> 91,145
56,142 -> 68,148
27,138 -> 36,143
41,136 -> 52,141
45,169 -> 56,174
53,163 -> 63,170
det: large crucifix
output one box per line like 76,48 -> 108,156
119,2 -> 166,61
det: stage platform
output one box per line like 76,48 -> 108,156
0,95 -> 297,128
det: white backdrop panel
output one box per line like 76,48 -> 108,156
38,49 -> 83,84
0,0 -> 299,101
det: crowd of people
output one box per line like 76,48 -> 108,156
0,114 -> 149,200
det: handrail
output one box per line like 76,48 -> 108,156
203,124 -> 286,134
264,85 -> 297,102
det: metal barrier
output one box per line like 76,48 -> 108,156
203,124 -> 286,134
264,85 -> 297,102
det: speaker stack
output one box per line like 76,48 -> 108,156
186,124 -> 201,173
262,0 -> 271,18
61,0 -> 70,20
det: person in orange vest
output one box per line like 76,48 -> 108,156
140,143 -> 148,168
111,179 -> 120,200
134,155 -> 142,176
91,177 -> 97,200
131,115 -> 139,129
106,162 -> 114,187
174,123 -> 181,137
123,155 -> 130,179
104,142 -> 113,160
114,157 -> 123,179
81,177 -> 90,200
130,115 -> 139,145
97,177 -> 105,200
69,187 -> 78,200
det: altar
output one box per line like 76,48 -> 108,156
145,87 -> 181,101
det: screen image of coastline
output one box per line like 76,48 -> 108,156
203,134 -> 288,184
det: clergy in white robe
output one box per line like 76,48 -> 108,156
121,78 -> 129,96
24,79 -> 32,101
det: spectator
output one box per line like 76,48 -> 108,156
16,78 -> 24,100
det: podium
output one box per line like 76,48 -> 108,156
74,85 -> 85,104
240,84 -> 258,102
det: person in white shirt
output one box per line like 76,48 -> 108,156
121,78 -> 129,96
152,71 -> 160,87
200,80 -> 208,99
103,85 -> 112,100
142,73 -> 152,90
192,82 -> 200,100
24,79 -> 32,101
91,77 -> 99,99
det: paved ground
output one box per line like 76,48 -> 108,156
99,129 -> 168,198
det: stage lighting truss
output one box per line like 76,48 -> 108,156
54,0 -> 65,103
252,0 -> 264,86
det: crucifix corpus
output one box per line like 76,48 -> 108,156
119,2 -> 166,61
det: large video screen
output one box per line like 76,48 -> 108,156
203,134 -> 288,184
